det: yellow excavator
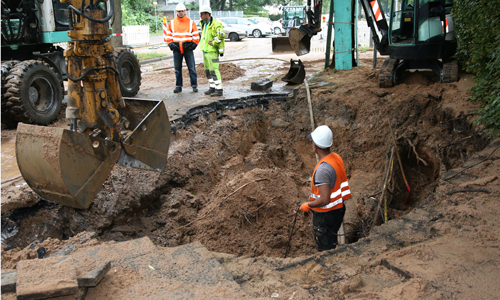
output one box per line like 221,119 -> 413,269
14,0 -> 170,209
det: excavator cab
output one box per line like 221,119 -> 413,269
378,0 -> 457,87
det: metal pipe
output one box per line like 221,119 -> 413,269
324,0 -> 334,69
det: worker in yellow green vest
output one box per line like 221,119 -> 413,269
199,6 -> 225,97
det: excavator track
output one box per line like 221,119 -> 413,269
441,59 -> 459,83
379,58 -> 399,88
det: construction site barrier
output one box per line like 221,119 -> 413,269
122,25 -> 150,46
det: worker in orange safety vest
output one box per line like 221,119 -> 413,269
165,3 -> 200,93
300,125 -> 352,251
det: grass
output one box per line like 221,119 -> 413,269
358,46 -> 374,52
135,52 -> 168,61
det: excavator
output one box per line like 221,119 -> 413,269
10,0 -> 170,209
287,0 -> 458,87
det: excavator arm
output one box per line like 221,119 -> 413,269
288,0 -> 323,56
358,0 -> 389,55
15,0 -> 170,209
288,0 -> 390,56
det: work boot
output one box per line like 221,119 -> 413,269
193,87 -> 198,93
204,87 -> 215,95
173,87 -> 182,93
211,89 -> 223,97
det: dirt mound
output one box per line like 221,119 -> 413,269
140,62 -> 245,92
190,168 -> 312,257
194,62 -> 245,81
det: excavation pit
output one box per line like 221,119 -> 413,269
1,78 -> 489,263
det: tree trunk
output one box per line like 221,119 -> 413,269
111,0 -> 123,49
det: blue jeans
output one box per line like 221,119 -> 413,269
173,50 -> 197,88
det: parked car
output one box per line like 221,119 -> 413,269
246,17 -> 282,35
219,20 -> 247,41
219,17 -> 272,38
272,20 -> 283,35
194,20 -> 247,42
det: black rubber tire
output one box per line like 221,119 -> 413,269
1,61 -> 18,126
229,33 -> 239,42
3,60 -> 62,126
252,29 -> 262,38
274,27 -> 282,35
115,49 -> 142,97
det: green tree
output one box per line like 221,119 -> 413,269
454,0 -> 500,137
122,0 -> 160,33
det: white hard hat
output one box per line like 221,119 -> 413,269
176,3 -> 187,11
199,5 -> 212,14
308,125 -> 333,148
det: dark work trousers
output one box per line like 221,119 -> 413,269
173,49 -> 197,88
312,206 -> 346,251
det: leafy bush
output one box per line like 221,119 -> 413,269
122,0 -> 161,33
454,0 -> 500,137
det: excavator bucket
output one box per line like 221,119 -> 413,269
117,99 -> 170,172
281,59 -> 306,84
271,36 -> 295,53
288,28 -> 311,56
15,99 -> 170,209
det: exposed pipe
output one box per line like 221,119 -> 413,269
304,79 -> 346,245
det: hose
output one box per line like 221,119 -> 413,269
67,65 -> 119,82
68,0 -> 114,23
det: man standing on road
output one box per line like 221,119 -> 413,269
199,6 -> 225,97
300,125 -> 351,251
165,3 -> 199,93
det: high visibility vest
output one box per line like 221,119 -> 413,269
165,16 -> 200,54
200,18 -> 225,55
309,153 -> 351,212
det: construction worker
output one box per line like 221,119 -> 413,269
199,6 -> 225,97
165,3 -> 199,93
300,125 -> 352,251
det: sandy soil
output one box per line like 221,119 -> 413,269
2,55 -> 500,299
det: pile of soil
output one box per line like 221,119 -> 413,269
140,62 -> 245,91
2,57 -> 500,299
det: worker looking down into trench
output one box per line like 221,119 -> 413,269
300,125 -> 351,251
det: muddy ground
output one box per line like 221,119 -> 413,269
2,56 -> 500,299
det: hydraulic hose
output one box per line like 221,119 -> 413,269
67,65 -> 119,82
68,0 -> 114,23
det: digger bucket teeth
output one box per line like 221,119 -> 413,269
282,59 -> 306,84
288,27 -> 311,56
16,123 -> 122,209
15,99 -> 170,209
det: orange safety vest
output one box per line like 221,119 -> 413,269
309,153 -> 351,212
165,16 -> 200,54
